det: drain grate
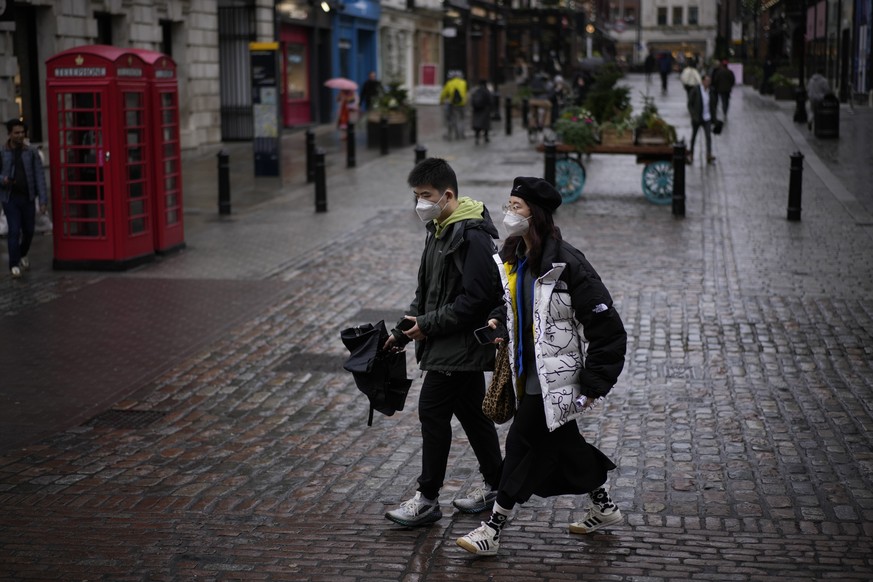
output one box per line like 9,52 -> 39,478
84,409 -> 167,429
274,352 -> 344,373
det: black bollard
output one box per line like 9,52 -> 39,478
672,141 -> 686,217
414,144 -> 427,164
788,151 -> 803,221
315,148 -> 327,213
305,129 -> 315,183
346,121 -> 356,168
217,149 -> 231,215
544,140 -> 556,187
379,116 -> 389,156
505,96 -> 512,136
410,108 -> 418,144
521,98 -> 529,129
793,88 -> 808,124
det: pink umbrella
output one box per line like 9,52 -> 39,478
324,77 -> 358,91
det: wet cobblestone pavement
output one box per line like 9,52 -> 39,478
1,74 -> 872,581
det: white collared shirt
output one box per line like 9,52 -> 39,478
701,86 -> 711,122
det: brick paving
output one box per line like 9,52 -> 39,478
1,74 -> 872,581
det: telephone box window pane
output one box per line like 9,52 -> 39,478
125,93 -> 142,108
126,110 -> 142,126
167,209 -> 179,224
128,147 -> 143,163
130,199 -> 145,215
166,193 -> 177,207
129,182 -> 143,201
161,92 -> 175,108
162,109 -> 176,124
165,177 -> 177,191
162,127 -> 174,141
164,160 -> 176,174
163,143 -> 177,158
128,164 -> 143,181
126,130 -> 141,145
130,218 -> 146,234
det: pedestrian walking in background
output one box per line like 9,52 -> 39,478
658,52 -> 673,94
549,75 -> 568,125
806,69 -> 830,131
712,60 -> 736,119
687,74 -> 719,165
470,79 -> 493,145
335,89 -> 358,133
359,71 -> 382,112
383,158 -> 505,527
456,177 -> 627,556
1,118 -> 48,279
680,61 -> 702,94
440,71 -> 468,140
644,53 -> 656,84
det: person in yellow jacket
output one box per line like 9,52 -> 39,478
440,70 -> 468,140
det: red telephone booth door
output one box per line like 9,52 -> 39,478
116,84 -> 154,261
153,89 -> 184,252
51,88 -> 113,261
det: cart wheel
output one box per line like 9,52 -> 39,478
556,158 -> 586,203
641,160 -> 673,205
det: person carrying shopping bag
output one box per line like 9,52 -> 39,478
456,177 -> 627,556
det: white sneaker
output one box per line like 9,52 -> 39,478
385,492 -> 442,527
10,266 -> 21,279
452,484 -> 497,514
19,257 -> 29,270
457,522 -> 500,556
569,504 -> 622,534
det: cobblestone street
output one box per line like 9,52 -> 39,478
1,74 -> 872,581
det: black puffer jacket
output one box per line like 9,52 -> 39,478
394,205 -> 503,372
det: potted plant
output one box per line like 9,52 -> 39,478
598,113 -> 635,146
366,81 -> 415,148
583,64 -> 632,124
554,106 -> 599,151
633,94 -> 677,145
769,73 -> 797,101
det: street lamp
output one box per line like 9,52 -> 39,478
586,23 -> 594,58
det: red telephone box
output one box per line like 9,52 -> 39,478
46,45 -> 155,269
128,48 -> 185,254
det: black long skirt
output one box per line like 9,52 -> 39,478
499,392 -> 616,504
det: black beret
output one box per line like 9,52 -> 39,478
511,176 -> 562,213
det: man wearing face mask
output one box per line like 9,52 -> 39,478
383,157 -> 505,527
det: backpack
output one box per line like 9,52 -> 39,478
472,88 -> 489,109
451,87 -> 463,106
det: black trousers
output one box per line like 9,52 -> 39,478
417,371 -> 503,499
690,120 -> 712,159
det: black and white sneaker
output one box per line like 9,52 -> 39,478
569,504 -> 622,534
457,522 -> 500,556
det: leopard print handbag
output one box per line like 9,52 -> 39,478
482,342 -> 516,424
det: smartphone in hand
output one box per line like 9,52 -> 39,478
473,325 -> 502,345
396,318 -> 415,332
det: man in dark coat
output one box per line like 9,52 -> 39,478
711,60 -> 736,118
383,158 -> 505,527
687,74 -> 719,165
470,79 -> 493,145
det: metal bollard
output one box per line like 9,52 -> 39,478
305,129 -> 315,183
793,88 -> 808,124
414,144 -> 427,164
410,108 -> 418,144
505,96 -> 512,136
379,116 -> 389,156
346,121 -> 356,168
217,149 -> 231,215
315,148 -> 327,213
521,98 -> 529,129
544,140 -> 556,187
788,151 -> 803,221
672,140 -> 686,217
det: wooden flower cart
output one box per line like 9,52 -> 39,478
537,135 -> 679,205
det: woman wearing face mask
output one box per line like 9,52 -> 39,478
457,176 -> 628,556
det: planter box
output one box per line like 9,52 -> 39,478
366,120 -> 413,149
635,128 -> 670,146
600,127 -> 634,147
